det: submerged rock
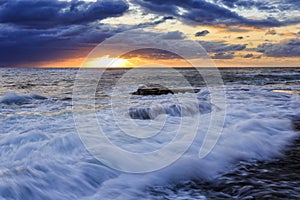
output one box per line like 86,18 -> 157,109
131,85 -> 200,95
0,93 -> 47,105
293,121 -> 300,131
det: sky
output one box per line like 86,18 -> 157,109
0,0 -> 299,68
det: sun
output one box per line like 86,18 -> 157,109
83,55 -> 130,68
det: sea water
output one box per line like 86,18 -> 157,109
0,67 -> 299,199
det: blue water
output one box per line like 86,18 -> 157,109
0,67 -> 299,199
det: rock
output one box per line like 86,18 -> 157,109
293,121 -> 300,131
131,85 -> 200,95
132,87 -> 173,95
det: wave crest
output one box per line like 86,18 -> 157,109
0,93 -> 47,105
128,101 -> 212,119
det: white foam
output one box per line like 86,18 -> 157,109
0,93 -> 47,105
128,101 -> 212,119
0,85 -> 299,199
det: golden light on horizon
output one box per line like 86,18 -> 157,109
83,55 -> 131,68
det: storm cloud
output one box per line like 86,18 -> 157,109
212,52 -> 235,59
161,31 -> 186,40
121,48 -> 182,60
0,0 -> 129,28
256,39 -> 300,57
0,0 -> 299,67
243,53 -> 253,58
214,0 -> 300,11
199,41 -> 247,53
0,0 -> 129,66
132,0 -> 299,27
195,30 -> 210,37
0,23 -> 114,66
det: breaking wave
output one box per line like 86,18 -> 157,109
128,101 -> 212,119
0,93 -> 47,105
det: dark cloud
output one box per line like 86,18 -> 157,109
195,30 -> 210,37
0,1 -> 186,67
0,20 -> 188,66
243,53 -> 253,58
199,41 -> 247,53
236,36 -> 244,39
102,29 -> 247,60
1,0 -> 299,67
214,0 -> 300,12
120,48 -> 182,60
214,0 -> 274,10
120,40 -> 244,60
212,52 -> 235,59
198,40 -> 246,60
105,30 -> 209,60
133,0 -> 299,27
0,0 -> 131,67
256,39 -> 300,57
0,0 -> 129,29
135,16 -> 174,28
0,24 -> 110,66
161,31 -> 186,40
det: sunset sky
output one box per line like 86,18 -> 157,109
0,0 -> 299,68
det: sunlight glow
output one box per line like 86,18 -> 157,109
84,55 -> 130,68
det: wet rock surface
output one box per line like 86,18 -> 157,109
293,120 -> 300,131
131,85 -> 200,95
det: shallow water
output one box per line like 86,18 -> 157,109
0,67 -> 299,199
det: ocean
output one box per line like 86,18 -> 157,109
0,67 -> 299,199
